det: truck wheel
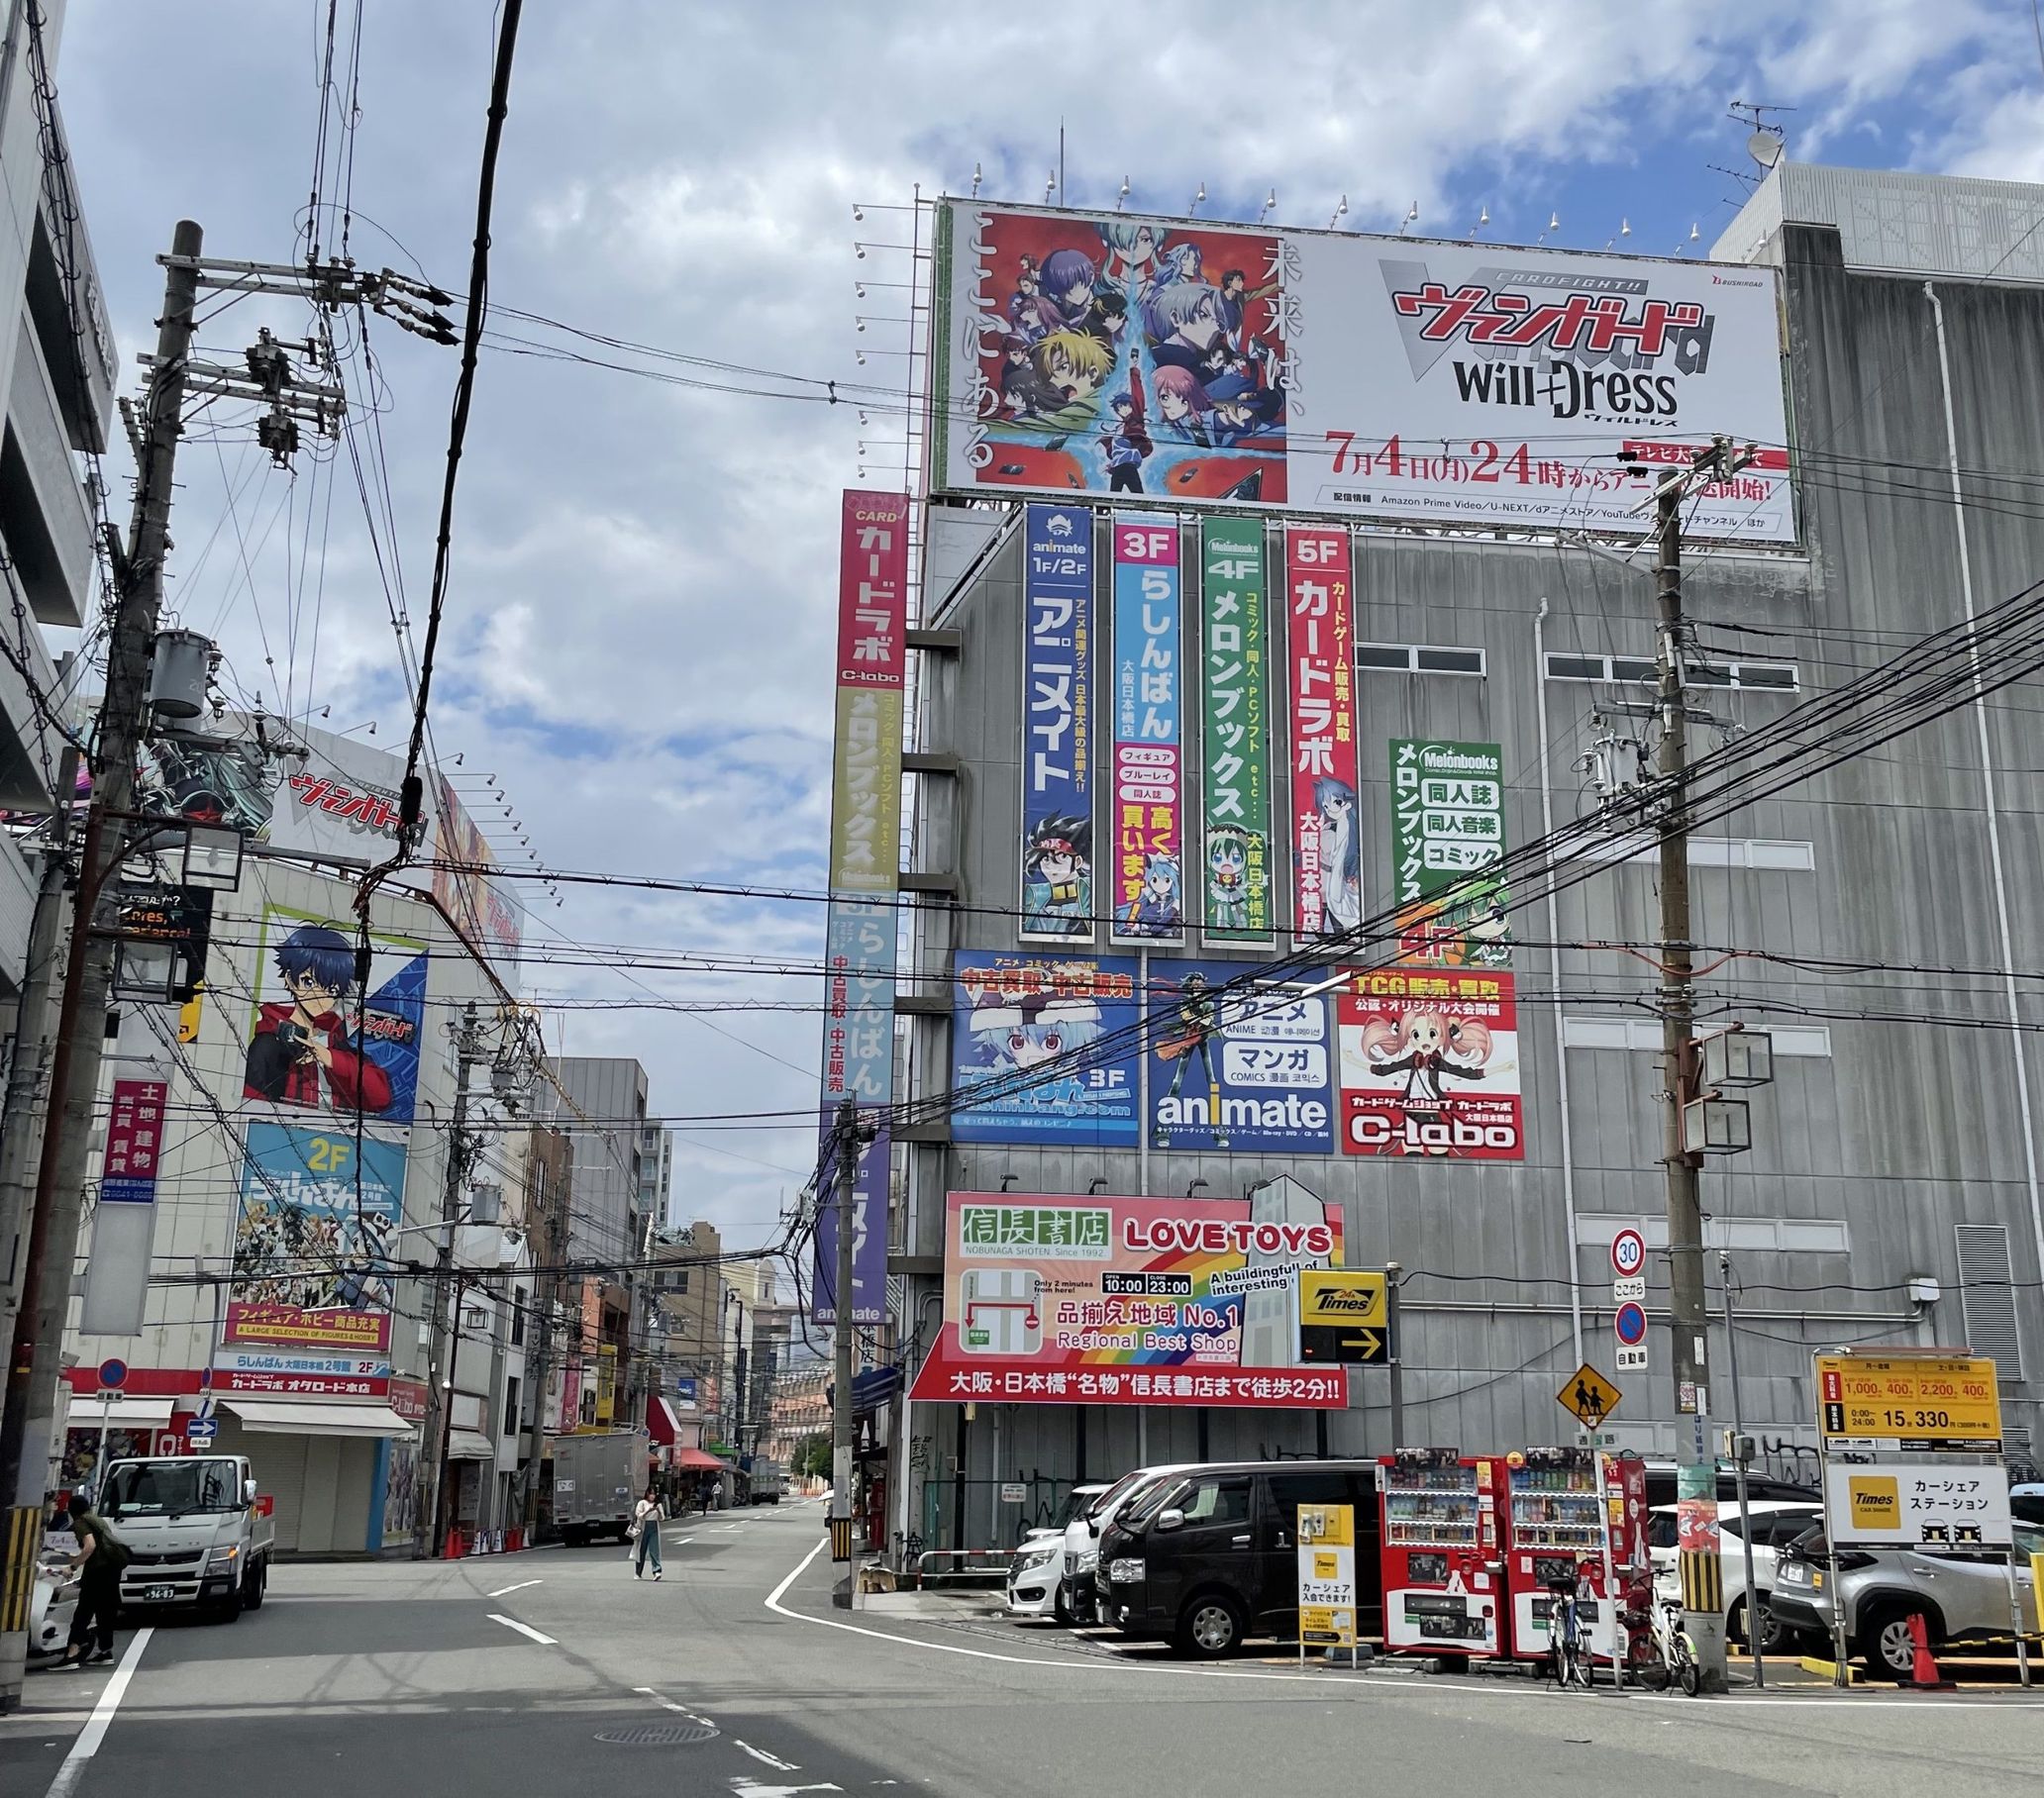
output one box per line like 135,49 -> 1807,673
242,1560 -> 265,1613
214,1583 -> 244,1624
1175,1593 -> 1245,1659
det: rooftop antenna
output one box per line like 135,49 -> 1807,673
1537,210 -> 1560,245
1730,100 -> 1792,170
1398,200 -> 1419,236
1329,192 -> 1348,231
1116,175 -> 1131,212
1258,187 -> 1277,225
1044,169 -> 1057,205
1469,203 -> 1490,240
1189,181 -> 1206,217
971,160 -> 982,199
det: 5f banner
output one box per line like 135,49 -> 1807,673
1198,519 -> 1273,943
1110,514 -> 1183,944
1286,526 -> 1359,942
1021,504 -> 1094,941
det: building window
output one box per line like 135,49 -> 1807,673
1543,650 -> 1796,690
503,1376 -> 522,1439
510,1295 -> 526,1348
1357,642 -> 1485,676
1573,834 -> 1816,872
1576,1213 -> 1849,1254
1562,1017 -> 1831,1056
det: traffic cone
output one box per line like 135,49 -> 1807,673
1905,1613 -> 1952,1689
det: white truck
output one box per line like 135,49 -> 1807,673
549,1431 -> 643,1544
746,1458 -> 787,1505
98,1452 -> 274,1620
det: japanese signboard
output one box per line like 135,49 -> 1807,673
814,490 -> 909,1325
99,1078 -> 168,1204
1823,1461 -> 2012,1548
1297,1502 -> 1359,1649
1816,1353 -> 2003,1453
1197,517 -> 1273,943
1559,1363 -> 1623,1427
1145,960 -> 1335,1153
1109,515 -> 1183,943
933,200 -> 1795,542
908,1188 -> 1349,1409
951,952 -> 1140,1147
1337,966 -> 1524,1159
1389,739 -> 1511,968
1021,502 -> 1096,941
225,1123 -> 405,1353
1285,526 -> 1358,942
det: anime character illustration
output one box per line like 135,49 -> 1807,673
243,923 -> 394,1114
1123,852 -> 1181,936
1153,970 -> 1227,1149
1023,814 -> 1092,937
1023,330 -> 1114,428
140,737 -> 275,838
1205,824 -> 1263,933
1217,267 -> 1280,353
999,336 -> 1042,418
1312,777 -> 1362,936
962,985 -> 1110,1122
1362,1011 -> 1494,1156
1096,219 -> 1164,300
1397,874 -> 1513,968
1101,372 -> 1152,492
1006,259 -> 1056,343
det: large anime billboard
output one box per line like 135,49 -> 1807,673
934,201 -> 1794,541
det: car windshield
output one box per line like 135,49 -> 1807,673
102,1459 -> 243,1517
1087,1468 -> 1163,1523
1053,1487 -> 1104,1529
2015,1524 -> 2044,1560
1122,1474 -> 1190,1531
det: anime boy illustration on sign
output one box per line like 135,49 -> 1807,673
951,953 -> 1140,1146
1023,813 -> 1092,937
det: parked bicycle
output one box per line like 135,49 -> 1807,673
1546,1574 -> 1593,1691
1655,1595 -> 1702,1696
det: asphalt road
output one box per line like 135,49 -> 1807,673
3,1496 -> 2042,1798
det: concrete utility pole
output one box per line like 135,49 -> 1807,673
0,221 -> 203,1713
520,1143 -> 566,1530
828,1098 -> 869,1598
415,1001 -> 484,1559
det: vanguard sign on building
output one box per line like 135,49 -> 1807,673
932,199 -> 1794,540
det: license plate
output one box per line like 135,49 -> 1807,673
143,1584 -> 173,1601
1810,1572 -> 1824,1591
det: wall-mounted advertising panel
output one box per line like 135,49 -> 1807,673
1020,503 -> 1096,942
1197,518 -> 1274,943
951,952 -> 1141,1147
1145,961 -> 1335,1154
934,200 -> 1793,541
1336,966 -> 1524,1160
1109,514 -> 1184,944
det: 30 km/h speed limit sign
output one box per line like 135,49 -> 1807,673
1609,1228 -> 1646,1278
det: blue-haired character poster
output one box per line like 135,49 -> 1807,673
243,906 -> 427,1126
952,207 -> 1289,504
951,952 -> 1139,1146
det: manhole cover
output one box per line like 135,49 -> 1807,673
592,1724 -> 719,1747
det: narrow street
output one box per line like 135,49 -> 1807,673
2,1498 -> 2039,1798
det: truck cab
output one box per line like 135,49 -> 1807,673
99,1453 -> 274,1620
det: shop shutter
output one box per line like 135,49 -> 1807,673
1955,1224 -> 2024,1379
249,1433 -> 311,1554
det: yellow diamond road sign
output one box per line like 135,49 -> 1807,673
1560,1362 -> 1622,1427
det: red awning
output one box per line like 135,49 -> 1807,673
676,1447 -> 728,1471
647,1397 -> 681,1446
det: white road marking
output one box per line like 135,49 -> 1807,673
486,1613 -> 557,1645
670,1536 -> 697,1546
634,1685 -> 716,1729
729,1780 -> 841,1796
45,1627 -> 153,1798
735,1742 -> 800,1771
487,1579 -> 543,1598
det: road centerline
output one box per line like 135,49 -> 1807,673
486,1578 -> 543,1598
486,1613 -> 557,1645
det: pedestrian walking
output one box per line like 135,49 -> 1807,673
54,1490 -> 128,1669
630,1484 -> 665,1581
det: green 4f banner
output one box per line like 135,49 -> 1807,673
1389,738 -> 1511,967
1198,519 -> 1273,943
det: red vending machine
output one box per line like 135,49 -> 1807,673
1378,1449 -> 1505,1659
1503,1446 -> 1644,1665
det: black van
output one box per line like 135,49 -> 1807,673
1095,1459 -> 1381,1658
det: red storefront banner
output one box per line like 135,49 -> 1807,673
1285,525 -> 1358,942
100,1077 -> 168,1204
836,489 -> 910,688
1336,965 -> 1524,1159
223,1300 -> 393,1353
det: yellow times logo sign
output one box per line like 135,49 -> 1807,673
1847,1476 -> 1899,1530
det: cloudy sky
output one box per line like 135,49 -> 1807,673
50,1 -> 2044,1254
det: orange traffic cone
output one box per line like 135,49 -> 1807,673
1904,1613 -> 1952,1689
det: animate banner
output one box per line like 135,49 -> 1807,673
934,200 -> 1794,542
1286,526 -> 1359,942
1109,514 -> 1183,943
1198,518 -> 1273,942
1389,738 -> 1512,968
951,951 -> 1139,1147
1337,967 -> 1523,1159
1146,961 -> 1336,1154
1020,503 -> 1095,940
908,1187 -> 1349,1410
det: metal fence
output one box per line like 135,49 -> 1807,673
903,1473 -> 1073,1565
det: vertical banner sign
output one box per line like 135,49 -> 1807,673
1020,503 -> 1095,941
1286,526 -> 1359,941
815,490 -> 908,1327
1198,519 -> 1273,943
78,1076 -> 171,1336
1390,739 -> 1511,967
1110,514 -> 1183,944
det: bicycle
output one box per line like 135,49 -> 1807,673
1547,1580 -> 1593,1691
1655,1596 -> 1701,1696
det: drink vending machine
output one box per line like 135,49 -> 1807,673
1377,1448 -> 1504,1658
1501,1447 -> 1648,1664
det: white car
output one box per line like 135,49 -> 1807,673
1007,1484 -> 1111,1619
1646,1498 -> 1825,1651
1007,1463 -> 1206,1627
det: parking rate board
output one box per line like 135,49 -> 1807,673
1816,1353 -> 2002,1453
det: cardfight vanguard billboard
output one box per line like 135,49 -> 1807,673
908,1188 -> 1349,1409
934,200 -> 1793,541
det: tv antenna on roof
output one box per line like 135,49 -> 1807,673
1729,100 -> 1792,170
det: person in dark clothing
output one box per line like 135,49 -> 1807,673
55,1492 -> 127,1668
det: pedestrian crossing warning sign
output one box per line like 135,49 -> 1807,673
1559,1363 -> 1622,1427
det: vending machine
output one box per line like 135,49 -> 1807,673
1502,1446 -> 1639,1663
1378,1448 -> 1505,1658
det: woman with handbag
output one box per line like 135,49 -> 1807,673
630,1485 -> 665,1581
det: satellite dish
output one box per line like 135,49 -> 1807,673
1747,129 -> 1783,170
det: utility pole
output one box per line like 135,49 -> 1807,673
520,1138 -> 566,1530
0,222 -> 203,1713
829,1098 -> 870,1600
415,1001 -> 484,1559
1718,1250 -> 1763,1688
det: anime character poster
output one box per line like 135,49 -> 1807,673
1336,966 -> 1523,1160
943,205 -> 1288,505
1286,525 -> 1360,942
951,952 -> 1140,1147
1146,961 -> 1335,1153
242,905 -> 427,1127
1389,738 -> 1511,968
1109,515 -> 1184,945
1198,517 -> 1273,943
433,774 -> 526,969
1020,503 -> 1095,942
224,1121 -> 407,1351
